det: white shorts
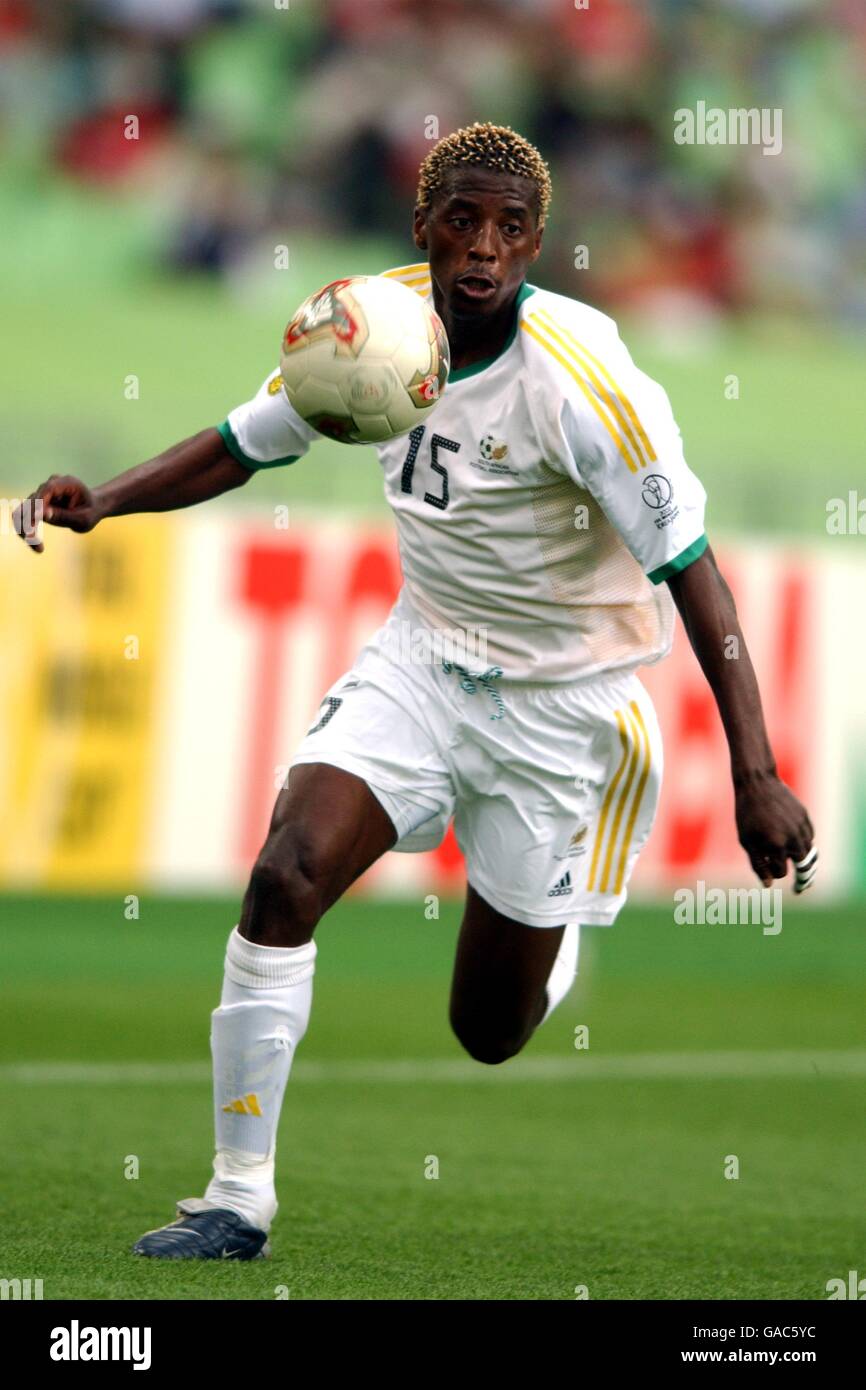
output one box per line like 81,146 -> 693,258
291,599 -> 663,928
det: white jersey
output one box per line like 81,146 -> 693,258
218,263 -> 708,684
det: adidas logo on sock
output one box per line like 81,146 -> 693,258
221,1093 -> 262,1116
547,870 -> 573,897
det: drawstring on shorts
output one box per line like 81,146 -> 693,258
442,661 -> 506,720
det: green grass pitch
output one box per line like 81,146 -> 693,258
1,892 -> 864,1301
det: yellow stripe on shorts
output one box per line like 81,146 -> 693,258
587,708 -> 631,891
613,700 -> 652,895
588,700 -> 654,896
598,705 -> 643,893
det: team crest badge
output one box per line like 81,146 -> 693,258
554,824 -> 589,862
479,434 -> 509,462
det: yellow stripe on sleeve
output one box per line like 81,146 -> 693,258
535,310 -> 657,466
533,309 -> 654,469
382,264 -> 432,294
521,320 -> 640,475
382,262 -> 429,279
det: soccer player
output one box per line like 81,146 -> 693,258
15,124 -> 815,1261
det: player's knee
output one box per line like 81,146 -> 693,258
449,1008 -> 527,1066
245,846 -> 324,944
458,1032 -> 526,1066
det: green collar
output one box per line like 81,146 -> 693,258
447,281 -> 536,384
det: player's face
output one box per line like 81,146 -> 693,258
413,168 -> 543,319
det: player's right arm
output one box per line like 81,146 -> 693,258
14,370 -> 317,553
13,429 -> 249,553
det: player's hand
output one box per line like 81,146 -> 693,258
12,475 -> 103,553
734,773 -> 815,890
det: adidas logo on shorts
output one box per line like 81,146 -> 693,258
547,870 -> 573,898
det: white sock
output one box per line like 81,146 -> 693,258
541,922 -> 580,1025
203,925 -> 316,1231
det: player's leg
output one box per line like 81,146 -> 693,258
202,762 -> 397,1226
238,761 -> 398,947
133,763 -> 398,1260
134,630 -> 455,1259
134,761 -> 397,1262
444,666 -> 662,1071
449,885 -> 578,1064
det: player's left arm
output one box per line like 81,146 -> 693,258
542,311 -> 816,889
667,545 -> 815,888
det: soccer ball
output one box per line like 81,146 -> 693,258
279,275 -> 450,444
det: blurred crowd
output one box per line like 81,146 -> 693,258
1,0 -> 865,323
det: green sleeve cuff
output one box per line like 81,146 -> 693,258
647,532 -> 708,585
217,420 -> 298,471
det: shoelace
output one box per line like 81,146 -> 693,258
442,661 -> 506,720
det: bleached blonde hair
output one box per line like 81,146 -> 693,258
417,121 -> 552,226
